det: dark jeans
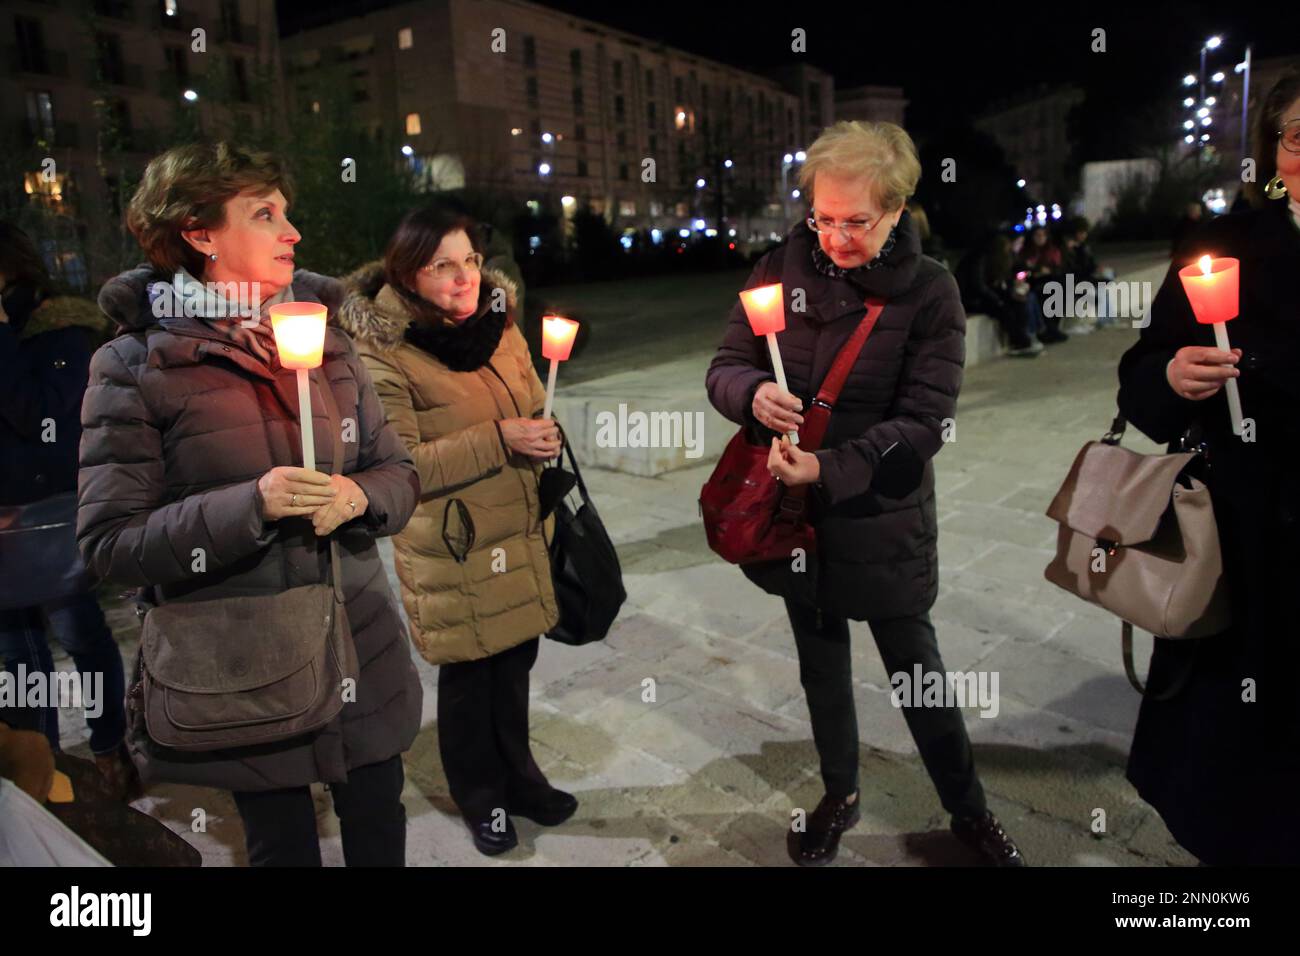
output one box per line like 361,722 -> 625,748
784,598 -> 987,817
437,636 -> 549,820
0,590 -> 126,755
232,754 -> 407,866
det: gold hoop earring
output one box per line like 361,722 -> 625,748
1265,175 -> 1288,200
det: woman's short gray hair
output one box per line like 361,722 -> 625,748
799,121 -> 922,213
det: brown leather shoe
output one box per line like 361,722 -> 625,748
951,810 -> 1026,866
93,743 -> 143,803
789,791 -> 860,866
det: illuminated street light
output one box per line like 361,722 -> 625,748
183,89 -> 198,101
538,162 -> 551,176
1183,74 -> 1196,86
401,144 -> 414,156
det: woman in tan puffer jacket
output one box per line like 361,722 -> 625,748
337,203 -> 574,856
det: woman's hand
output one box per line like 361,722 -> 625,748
1166,346 -> 1241,400
499,417 -> 562,461
753,381 -> 805,433
768,436 -> 820,486
311,474 -> 368,536
257,466 -> 336,521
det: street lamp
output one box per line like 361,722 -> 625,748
781,150 -> 804,227
182,89 -> 198,101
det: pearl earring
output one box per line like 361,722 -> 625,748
209,253 -> 218,262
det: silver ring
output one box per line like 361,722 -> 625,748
291,494 -> 298,506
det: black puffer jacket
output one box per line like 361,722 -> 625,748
79,266 -> 423,792
706,212 -> 964,620
0,289 -> 113,505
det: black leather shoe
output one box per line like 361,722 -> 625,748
508,787 -> 578,827
789,792 -> 860,867
951,810 -> 1026,866
466,814 -> 518,856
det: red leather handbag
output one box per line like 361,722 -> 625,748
700,297 -> 886,565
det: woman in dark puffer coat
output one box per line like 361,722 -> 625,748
78,143 -> 422,866
707,121 -> 1023,867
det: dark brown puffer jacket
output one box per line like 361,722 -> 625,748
78,265 -> 423,792
706,211 -> 964,620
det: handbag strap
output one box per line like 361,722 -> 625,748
792,297 -> 887,455
1122,621 -> 1197,700
310,366 -> 346,603
814,297 -> 887,412
771,297 -> 886,521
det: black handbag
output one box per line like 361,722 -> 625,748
0,491 -> 94,610
537,429 -> 626,646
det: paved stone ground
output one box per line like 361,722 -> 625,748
52,251 -> 1199,866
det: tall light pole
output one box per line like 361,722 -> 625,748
780,150 -> 805,230
1237,45 -> 1253,163
1200,35 -> 1222,150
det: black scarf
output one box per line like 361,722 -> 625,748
401,290 -> 508,372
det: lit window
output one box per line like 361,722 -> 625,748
398,28 -> 413,50
619,200 -> 636,217
406,112 -> 421,134
311,101 -> 320,113
675,109 -> 686,130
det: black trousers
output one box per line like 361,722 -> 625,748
784,598 -> 987,817
232,754 -> 407,867
437,636 -> 549,820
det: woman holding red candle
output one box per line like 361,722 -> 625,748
708,121 -> 1023,866
79,143 -> 423,866
1117,71 -> 1300,865
339,203 -> 570,857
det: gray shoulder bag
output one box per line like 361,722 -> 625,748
132,369 -> 359,751
1044,416 -> 1231,699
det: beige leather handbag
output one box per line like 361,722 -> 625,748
1044,417 -> 1231,698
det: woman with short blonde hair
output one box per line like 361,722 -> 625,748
708,120 -> 1024,866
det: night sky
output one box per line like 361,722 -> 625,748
278,0 -> 1299,137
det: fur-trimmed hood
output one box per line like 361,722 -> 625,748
16,294 -> 114,343
335,260 -> 519,353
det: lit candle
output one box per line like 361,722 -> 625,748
270,302 -> 329,470
738,282 -> 798,444
1178,255 -> 1243,435
540,314 -> 579,421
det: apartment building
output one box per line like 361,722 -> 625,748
281,0 -> 866,236
3,0 -> 280,284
